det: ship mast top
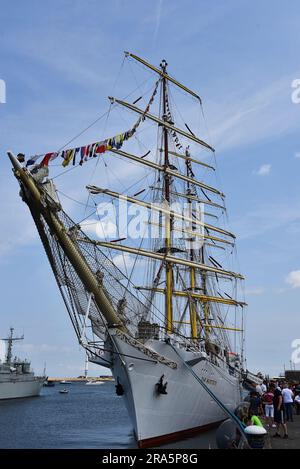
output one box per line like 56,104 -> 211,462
2,328 -> 24,365
161,58 -> 173,334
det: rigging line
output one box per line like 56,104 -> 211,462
57,206 -> 168,331
124,223 -> 146,292
103,158 -> 134,192
55,200 -> 213,336
117,113 -> 154,153
177,270 -> 203,330
55,247 -> 84,336
74,208 -> 97,227
115,82 -> 161,153
167,339 -> 248,439
199,102 -> 240,286
55,108 -> 111,154
133,128 -> 153,154
87,170 -> 152,219
124,185 -> 153,293
112,192 -> 131,281
54,73 -> 153,156
58,57 -> 126,156
57,190 -> 96,209
211,360 -> 241,385
128,59 -> 152,102
168,90 -> 212,188
81,207 -> 168,329
29,82 -> 161,200
199,101 -> 228,215
86,343 -> 158,365
92,196 -> 121,274
48,82 -> 157,181
112,54 -> 126,98
98,166 -> 127,271
51,159 -> 86,180
108,157 -> 157,196
100,245 -> 198,342
84,102 -> 114,218
87,315 -> 161,366
168,89 -> 213,187
199,102 -> 215,155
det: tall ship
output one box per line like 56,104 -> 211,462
8,52 -> 247,447
0,328 -> 44,399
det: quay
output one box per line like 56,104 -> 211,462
169,415 -> 300,449
268,414 -> 300,449
47,376 -> 114,383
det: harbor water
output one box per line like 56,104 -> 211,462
0,381 -> 216,449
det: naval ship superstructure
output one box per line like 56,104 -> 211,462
0,328 -> 44,400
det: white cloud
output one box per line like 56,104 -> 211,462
286,270 -> 300,288
153,0 -> 163,46
207,71 -> 300,152
113,253 -> 136,270
255,164 -> 271,176
80,218 -> 117,239
295,152 -> 300,159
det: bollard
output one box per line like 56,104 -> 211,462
244,425 -> 267,449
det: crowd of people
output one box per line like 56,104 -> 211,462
245,380 -> 300,439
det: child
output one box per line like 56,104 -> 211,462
248,410 -> 264,427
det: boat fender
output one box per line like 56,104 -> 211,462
115,377 -> 124,396
155,375 -> 168,395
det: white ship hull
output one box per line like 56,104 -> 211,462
0,378 -> 44,400
107,337 -> 242,448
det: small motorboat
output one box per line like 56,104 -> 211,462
85,380 -> 104,385
59,388 -> 69,394
43,380 -> 55,387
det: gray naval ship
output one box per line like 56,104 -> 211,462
0,328 -> 45,399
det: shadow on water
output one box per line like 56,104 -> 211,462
0,382 -> 215,449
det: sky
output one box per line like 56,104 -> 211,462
0,0 -> 300,378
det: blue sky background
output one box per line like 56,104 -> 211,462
1,0 -> 300,377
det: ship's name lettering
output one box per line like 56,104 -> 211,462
202,377 -> 217,386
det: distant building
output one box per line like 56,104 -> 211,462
285,370 -> 300,382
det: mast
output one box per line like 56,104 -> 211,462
161,59 -> 173,334
185,148 -> 197,339
2,328 -> 24,364
124,51 -> 202,102
200,244 -> 209,341
109,97 -> 215,152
